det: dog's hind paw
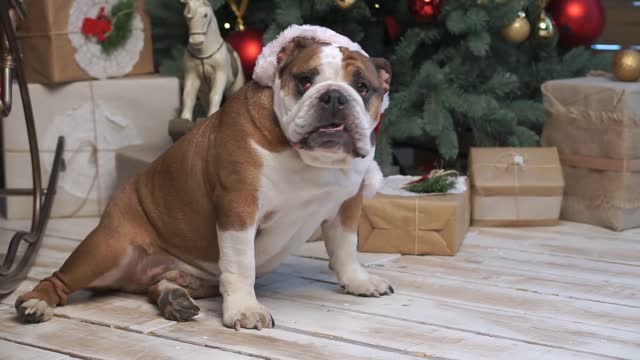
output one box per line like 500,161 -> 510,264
158,288 -> 200,322
15,298 -> 54,323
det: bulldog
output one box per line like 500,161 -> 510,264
14,25 -> 393,331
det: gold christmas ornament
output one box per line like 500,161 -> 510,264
335,0 -> 357,9
502,11 -> 531,44
536,11 -> 554,38
612,49 -> 640,82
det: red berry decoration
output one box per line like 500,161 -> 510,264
409,0 -> 443,23
225,28 -> 264,79
547,0 -> 606,48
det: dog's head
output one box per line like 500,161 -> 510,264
271,38 -> 391,167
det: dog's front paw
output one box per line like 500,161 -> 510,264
341,273 -> 394,298
223,299 -> 274,331
15,298 -> 54,323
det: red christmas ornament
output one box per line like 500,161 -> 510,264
409,0 -> 442,23
384,15 -> 402,41
547,0 -> 605,48
81,6 -> 112,42
225,28 -> 264,79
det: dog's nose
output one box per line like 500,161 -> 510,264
319,90 -> 349,112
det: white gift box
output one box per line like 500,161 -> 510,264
1,75 -> 179,218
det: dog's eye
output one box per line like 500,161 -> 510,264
357,82 -> 369,96
204,13 -> 208,17
298,76 -> 313,92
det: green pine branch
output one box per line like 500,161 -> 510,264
144,0 -> 612,172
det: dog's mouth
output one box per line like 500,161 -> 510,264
292,122 -> 363,156
312,123 -> 345,134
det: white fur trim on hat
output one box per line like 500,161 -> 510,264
253,25 -> 367,86
253,24 -> 390,112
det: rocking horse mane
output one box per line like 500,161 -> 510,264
183,0 -> 210,19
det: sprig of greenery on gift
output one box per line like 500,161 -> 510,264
102,0 -> 136,54
404,170 -> 458,194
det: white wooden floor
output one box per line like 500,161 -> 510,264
0,217 -> 639,360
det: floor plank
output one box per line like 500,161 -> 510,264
3,218 -> 640,359
383,255 -> 639,307
154,315 -> 425,360
5,278 -> 626,359
533,222 -> 640,243
294,240 -> 640,307
279,257 -> 640,332
0,339 -> 70,360
468,228 -> 640,265
215,296 -> 609,360
272,259 -> 640,359
0,308 -> 254,360
456,244 -> 640,287
3,284 -> 425,360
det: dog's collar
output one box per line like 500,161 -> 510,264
186,40 -> 225,60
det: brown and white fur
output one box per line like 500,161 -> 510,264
15,38 -> 392,331
180,0 -> 244,121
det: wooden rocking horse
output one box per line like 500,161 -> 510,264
169,0 -> 245,141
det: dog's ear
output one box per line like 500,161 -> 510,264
276,37 -> 316,67
371,58 -> 391,94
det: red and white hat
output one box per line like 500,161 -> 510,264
252,24 -> 389,113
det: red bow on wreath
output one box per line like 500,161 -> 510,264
81,7 -> 112,42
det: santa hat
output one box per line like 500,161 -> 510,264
252,24 -> 389,113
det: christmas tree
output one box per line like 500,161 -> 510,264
147,0 -> 609,171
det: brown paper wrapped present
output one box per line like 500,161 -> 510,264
541,77 -> 640,231
358,176 -> 470,256
469,147 -> 564,227
18,0 -> 154,84
1,76 -> 178,219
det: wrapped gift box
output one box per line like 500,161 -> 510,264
469,147 -> 564,227
1,75 -> 178,219
541,77 -> 640,231
18,0 -> 154,84
358,176 -> 470,256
